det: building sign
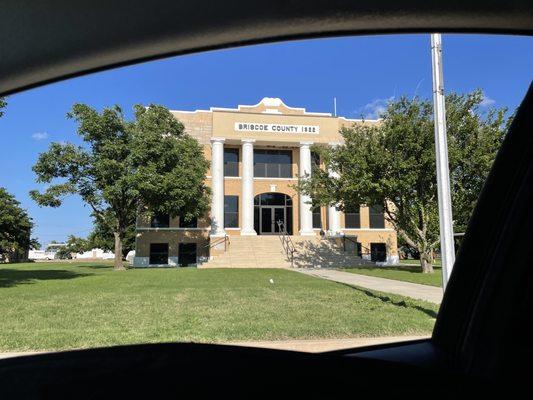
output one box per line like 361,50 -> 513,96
234,122 -> 319,134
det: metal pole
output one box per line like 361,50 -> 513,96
430,33 -> 455,289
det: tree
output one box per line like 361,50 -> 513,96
86,210 -> 136,259
0,187 -> 33,262
446,91 -> 509,233
0,97 -> 6,117
299,91 -> 509,273
30,238 -> 42,250
56,235 -> 89,259
31,104 -> 210,270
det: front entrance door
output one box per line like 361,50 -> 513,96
260,206 -> 285,234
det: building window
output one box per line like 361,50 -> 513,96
370,243 -> 387,262
311,151 -> 320,168
151,213 -> 169,228
369,205 -> 385,229
149,243 -> 168,265
179,243 -> 197,266
224,195 -> 239,228
312,206 -> 321,229
179,216 -> 198,228
253,149 -> 292,178
344,206 -> 361,229
224,148 -> 239,177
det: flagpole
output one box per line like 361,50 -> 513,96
431,33 -> 455,289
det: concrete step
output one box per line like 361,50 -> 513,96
202,235 -> 375,269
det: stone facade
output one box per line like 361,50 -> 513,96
134,97 -> 398,267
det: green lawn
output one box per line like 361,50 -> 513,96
0,262 -> 438,352
343,265 -> 443,287
400,259 -> 442,267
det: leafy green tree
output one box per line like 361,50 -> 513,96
30,238 -> 41,250
300,90 -> 509,273
0,97 -> 6,117
86,210 -> 136,259
0,187 -> 33,262
55,235 -> 90,259
31,104 -> 210,270
446,91 -> 509,233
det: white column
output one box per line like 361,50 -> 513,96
327,142 -> 342,236
241,139 -> 257,235
299,141 -> 315,236
210,137 -> 226,237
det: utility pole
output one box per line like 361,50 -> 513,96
431,33 -> 455,290
333,97 -> 337,116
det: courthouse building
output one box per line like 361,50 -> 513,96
133,98 -> 398,268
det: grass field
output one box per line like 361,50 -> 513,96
400,259 -> 442,267
0,262 -> 438,352
343,265 -> 443,287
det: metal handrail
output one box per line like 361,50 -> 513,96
277,220 -> 295,268
206,234 -> 230,252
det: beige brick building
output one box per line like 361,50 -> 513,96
134,98 -> 398,268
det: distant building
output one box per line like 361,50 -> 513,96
76,248 -> 114,260
28,243 -> 66,260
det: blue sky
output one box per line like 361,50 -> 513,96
0,34 -> 531,245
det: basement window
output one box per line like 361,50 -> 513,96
149,243 -> 169,265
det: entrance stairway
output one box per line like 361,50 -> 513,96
200,235 -> 376,269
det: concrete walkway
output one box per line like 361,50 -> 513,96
296,268 -> 443,304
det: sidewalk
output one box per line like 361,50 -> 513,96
296,268 -> 443,304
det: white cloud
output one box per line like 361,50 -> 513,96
32,132 -> 49,141
355,97 -> 394,119
480,93 -> 496,107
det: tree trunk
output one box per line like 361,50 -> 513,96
113,231 -> 125,270
420,252 -> 434,274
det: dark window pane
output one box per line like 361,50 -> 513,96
179,216 -> 197,228
266,163 -> 278,177
277,150 -> 292,164
224,162 -> 239,177
371,243 -> 387,262
311,151 -> 320,167
151,213 -> 169,228
224,212 -> 239,228
345,213 -> 360,228
345,205 -> 360,229
149,243 -> 168,265
261,193 -> 285,205
254,206 -> 260,232
253,150 -> 292,178
224,195 -> 238,212
254,163 -> 266,177
224,148 -> 239,163
369,205 -> 385,229
224,148 -> 239,177
312,207 -> 321,229
254,150 -> 268,164
179,243 -> 197,266
223,148 -> 237,176
279,163 -> 292,178
286,207 -> 293,235
224,195 -> 239,227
